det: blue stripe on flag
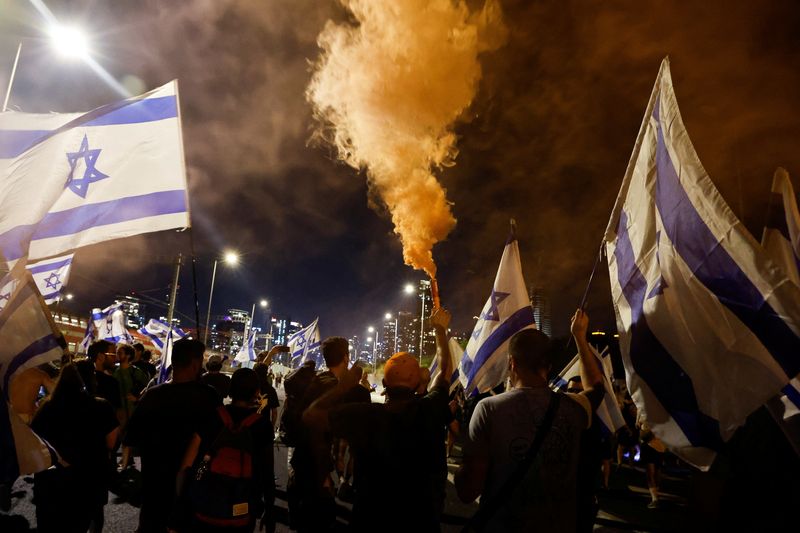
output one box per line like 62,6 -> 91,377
783,383 -> 800,409
27,257 -> 72,275
0,96 -> 178,158
0,190 -> 187,261
3,335 -> 63,394
653,99 -> 800,378
616,210 -> 723,450
40,291 -> 60,301
465,306 -> 535,390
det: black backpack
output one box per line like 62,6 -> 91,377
278,365 -> 319,446
191,406 -> 262,527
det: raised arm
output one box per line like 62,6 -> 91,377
429,307 -> 452,391
570,309 -> 604,411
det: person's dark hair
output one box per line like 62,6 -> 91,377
118,344 -> 135,359
87,340 -> 113,362
171,339 -> 205,369
206,358 -> 222,372
75,359 -> 98,396
133,343 -> 144,352
321,336 -> 349,368
47,363 -> 88,407
230,368 -> 260,402
253,362 -> 271,392
508,329 -> 553,374
142,350 -> 152,361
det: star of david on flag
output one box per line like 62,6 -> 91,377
458,221 -> 536,396
288,318 -> 321,368
65,134 -> 109,198
25,254 -> 74,305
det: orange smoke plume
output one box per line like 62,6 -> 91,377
307,0 -> 507,277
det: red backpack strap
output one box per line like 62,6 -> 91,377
216,405 -> 234,430
238,412 -> 261,430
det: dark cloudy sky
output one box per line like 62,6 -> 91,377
2,0 -> 800,339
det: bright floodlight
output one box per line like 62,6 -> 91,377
367,326 -> 375,333
223,251 -> 239,265
366,337 -> 373,343
65,293 -> 74,300
385,313 -> 392,320
404,283 -> 415,295
50,24 -> 89,59
260,299 -> 268,307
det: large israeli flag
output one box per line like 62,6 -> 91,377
605,58 -> 800,469
91,302 -> 134,344
551,346 -> 626,434
760,168 -> 800,454
288,318 -> 321,367
0,262 -> 63,482
458,222 -> 536,396
26,253 -> 74,304
0,81 -> 189,265
137,318 -> 187,351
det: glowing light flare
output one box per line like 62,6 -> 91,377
260,299 -> 268,308
367,326 -> 375,333
49,24 -> 89,59
404,283 -> 415,295
385,313 -> 392,320
223,251 -> 239,265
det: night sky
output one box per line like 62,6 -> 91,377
2,0 -> 800,340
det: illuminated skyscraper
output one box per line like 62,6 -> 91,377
529,286 -> 552,338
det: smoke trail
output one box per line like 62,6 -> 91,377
307,0 -> 507,277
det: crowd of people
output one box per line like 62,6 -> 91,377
4,307 -> 749,532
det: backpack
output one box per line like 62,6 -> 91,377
278,365 -> 319,447
191,406 -> 262,527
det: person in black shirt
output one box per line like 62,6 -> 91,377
254,362 -> 280,426
305,308 -> 453,532
200,355 -> 231,401
88,340 -> 122,411
133,348 -> 158,379
31,363 -> 119,533
124,339 -> 221,533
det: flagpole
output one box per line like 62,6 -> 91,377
188,229 -> 201,336
166,254 -> 182,329
3,43 -> 21,112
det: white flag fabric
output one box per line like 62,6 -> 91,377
605,58 -> 800,469
91,302 -> 134,345
0,81 -> 189,265
459,223 -> 536,396
234,327 -> 258,365
288,318 -> 321,368
760,168 -> 800,453
137,318 -> 187,351
158,328 -> 179,384
26,253 -> 74,304
428,337 -> 461,393
551,346 -> 626,434
0,263 -> 64,481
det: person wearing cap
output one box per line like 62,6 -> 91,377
200,354 -> 231,400
303,307 -> 454,532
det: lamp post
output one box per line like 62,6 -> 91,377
203,251 -> 239,346
368,326 -> 377,373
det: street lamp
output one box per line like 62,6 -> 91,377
404,283 -> 415,295
202,251 -> 239,346
49,24 -> 89,60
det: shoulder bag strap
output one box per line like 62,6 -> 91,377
463,392 -> 562,533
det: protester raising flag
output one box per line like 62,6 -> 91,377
552,346 -> 626,435
234,327 -> 258,366
459,221 -> 536,397
90,302 -> 135,345
138,318 -> 188,350
0,81 -> 189,266
0,263 -> 65,484
25,253 -> 74,304
605,58 -> 800,469
429,337 -> 461,393
288,318 -> 321,368
760,168 -> 800,455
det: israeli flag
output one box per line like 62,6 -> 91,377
0,81 -> 189,266
288,318 -> 321,368
760,168 -> 800,453
91,302 -> 134,344
138,318 -> 187,350
157,328 -> 179,384
0,262 -> 64,482
605,58 -> 800,469
26,254 -> 74,304
234,327 -> 258,365
551,346 -> 626,435
428,337 -> 461,393
458,222 -> 536,396
77,319 -> 94,355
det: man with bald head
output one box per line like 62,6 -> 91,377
304,308 -> 454,532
